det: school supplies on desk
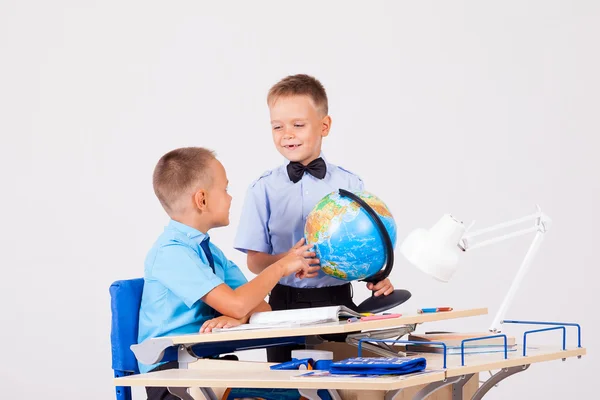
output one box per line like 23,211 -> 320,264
406,332 -> 517,355
270,358 -> 314,370
417,307 -> 453,313
408,332 -> 516,347
406,344 -> 517,355
327,357 -> 427,375
270,350 -> 334,371
360,313 -> 402,321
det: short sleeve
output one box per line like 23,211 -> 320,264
223,259 -> 249,290
337,166 -> 364,192
352,175 -> 365,192
151,242 -> 224,308
234,182 -> 272,254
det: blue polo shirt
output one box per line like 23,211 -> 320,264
234,154 -> 363,288
137,219 -> 248,373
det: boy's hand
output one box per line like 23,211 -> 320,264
366,278 -> 394,297
200,316 -> 245,333
289,238 -> 321,278
280,242 -> 318,279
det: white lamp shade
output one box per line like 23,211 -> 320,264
400,214 -> 466,282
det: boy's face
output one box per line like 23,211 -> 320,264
269,95 -> 330,165
203,159 -> 232,228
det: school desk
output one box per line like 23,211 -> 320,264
115,308 -> 586,400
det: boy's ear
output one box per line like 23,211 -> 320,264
193,189 -> 208,212
321,115 -> 332,137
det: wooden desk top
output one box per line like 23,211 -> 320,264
115,345 -> 585,391
167,308 -> 488,345
115,366 -> 446,391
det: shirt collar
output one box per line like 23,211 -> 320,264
167,219 -> 208,241
281,151 -> 329,166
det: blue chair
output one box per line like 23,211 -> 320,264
110,279 -> 305,400
110,279 -> 144,400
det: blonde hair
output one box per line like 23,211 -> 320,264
152,147 -> 216,213
267,74 -> 328,115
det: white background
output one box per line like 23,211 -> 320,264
1,1 -> 598,399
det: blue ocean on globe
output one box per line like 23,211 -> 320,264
304,191 -> 397,281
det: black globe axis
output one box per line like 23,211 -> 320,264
337,189 -> 411,313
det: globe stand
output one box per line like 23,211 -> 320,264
338,189 -> 412,314
355,289 -> 413,314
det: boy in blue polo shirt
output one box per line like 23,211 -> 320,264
138,147 -> 314,400
234,74 -> 395,362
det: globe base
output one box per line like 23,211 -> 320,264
355,289 -> 412,314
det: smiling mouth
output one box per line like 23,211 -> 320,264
284,144 -> 302,149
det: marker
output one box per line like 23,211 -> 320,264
347,317 -> 360,323
417,307 -> 453,314
361,313 -> 402,321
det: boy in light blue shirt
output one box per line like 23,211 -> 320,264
234,74 -> 395,362
138,147 -> 314,400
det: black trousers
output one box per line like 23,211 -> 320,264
266,283 -> 357,363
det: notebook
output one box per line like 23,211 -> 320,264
212,305 -> 361,332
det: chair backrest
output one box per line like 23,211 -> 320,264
110,278 -> 144,375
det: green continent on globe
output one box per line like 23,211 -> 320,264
305,196 -> 346,243
347,192 -> 392,218
321,262 -> 347,279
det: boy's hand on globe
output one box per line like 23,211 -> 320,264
280,243 -> 318,279
289,238 -> 320,278
367,278 -> 394,297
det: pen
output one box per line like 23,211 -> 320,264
361,313 -> 402,321
417,307 -> 453,314
347,317 -> 360,323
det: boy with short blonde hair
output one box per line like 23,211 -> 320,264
235,75 -> 394,362
139,147 -> 314,400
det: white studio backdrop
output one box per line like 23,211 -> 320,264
0,1 -> 597,399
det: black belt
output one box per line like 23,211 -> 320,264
270,283 -> 353,304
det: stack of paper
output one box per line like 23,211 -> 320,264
406,332 -> 517,354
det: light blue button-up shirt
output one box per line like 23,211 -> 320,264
234,156 -> 364,288
138,219 -> 248,373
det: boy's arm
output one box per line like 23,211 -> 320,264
247,238 -> 320,277
200,300 -> 271,333
203,246 -> 314,319
247,251 -> 285,274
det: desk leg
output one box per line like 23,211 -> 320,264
452,374 -> 475,400
386,375 -> 467,400
299,388 -> 343,400
471,365 -> 530,400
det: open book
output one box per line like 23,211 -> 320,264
212,305 -> 361,332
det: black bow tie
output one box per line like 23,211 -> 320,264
287,157 -> 327,183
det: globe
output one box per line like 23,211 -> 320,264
304,190 -> 397,281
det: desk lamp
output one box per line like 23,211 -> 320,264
399,205 -> 551,333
